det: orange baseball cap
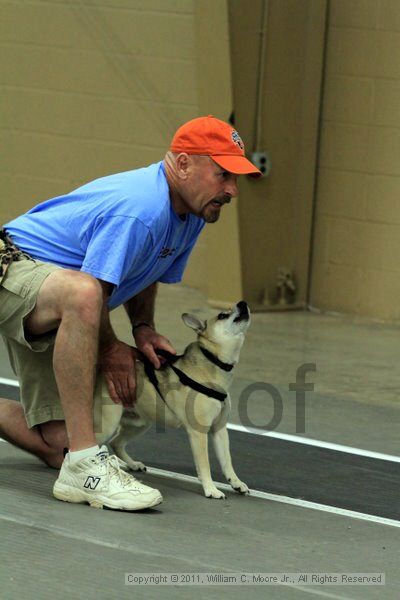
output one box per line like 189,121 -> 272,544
170,115 -> 262,178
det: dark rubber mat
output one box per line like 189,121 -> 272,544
1,382 -> 398,521
128,426 -> 400,522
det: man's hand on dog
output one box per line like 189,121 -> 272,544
134,326 -> 176,369
100,340 -> 139,408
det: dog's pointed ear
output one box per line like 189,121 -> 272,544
182,313 -> 206,332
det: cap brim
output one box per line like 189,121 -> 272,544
211,155 -> 262,178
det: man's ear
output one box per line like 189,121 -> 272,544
175,153 -> 190,179
182,313 -> 206,332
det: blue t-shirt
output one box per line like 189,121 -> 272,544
5,162 -> 204,309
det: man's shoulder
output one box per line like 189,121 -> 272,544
80,161 -> 164,194
80,161 -> 169,223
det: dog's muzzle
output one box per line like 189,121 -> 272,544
234,301 -> 250,322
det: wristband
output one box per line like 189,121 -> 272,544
132,322 -> 153,334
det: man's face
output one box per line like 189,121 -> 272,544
180,156 -> 239,223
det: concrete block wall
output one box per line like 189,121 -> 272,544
228,0 -> 327,309
311,0 -> 400,320
1,0 -> 198,224
4,0 -> 400,321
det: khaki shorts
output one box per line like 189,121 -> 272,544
0,256 -> 65,428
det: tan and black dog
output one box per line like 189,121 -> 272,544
93,301 -> 250,499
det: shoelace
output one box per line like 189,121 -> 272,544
104,454 -> 139,488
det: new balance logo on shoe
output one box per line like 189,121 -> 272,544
84,476 -> 101,490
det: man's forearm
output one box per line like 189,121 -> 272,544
124,283 -> 158,329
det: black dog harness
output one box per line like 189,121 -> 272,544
143,348 -> 234,404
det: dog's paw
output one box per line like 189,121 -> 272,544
228,478 -> 249,495
118,458 -> 147,472
127,460 -> 147,472
204,487 -> 226,499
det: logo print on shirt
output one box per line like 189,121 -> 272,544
158,247 -> 176,259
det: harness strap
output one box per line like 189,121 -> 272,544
168,363 -> 227,402
143,359 -> 167,403
143,349 -> 227,403
199,346 -> 234,372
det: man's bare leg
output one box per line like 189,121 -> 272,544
0,398 -> 66,468
0,269 -> 163,510
24,270 -> 103,451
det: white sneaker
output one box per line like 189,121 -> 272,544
53,446 -> 162,510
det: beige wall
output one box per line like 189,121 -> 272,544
0,0 -> 231,297
1,0 -> 198,223
180,0 -> 327,308
5,0 -> 400,320
227,0 -> 327,308
311,0 -> 400,320
182,0 -> 327,309
184,0 -> 243,300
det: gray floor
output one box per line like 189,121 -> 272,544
0,283 -> 399,599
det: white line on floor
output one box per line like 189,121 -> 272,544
147,467 -> 400,529
226,424 -> 400,463
0,438 -> 398,528
1,376 -> 399,463
0,377 -> 19,388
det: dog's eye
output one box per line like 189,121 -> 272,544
217,312 -> 230,320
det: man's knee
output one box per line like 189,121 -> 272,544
26,270 -> 104,336
38,420 -> 68,452
61,272 -> 103,321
